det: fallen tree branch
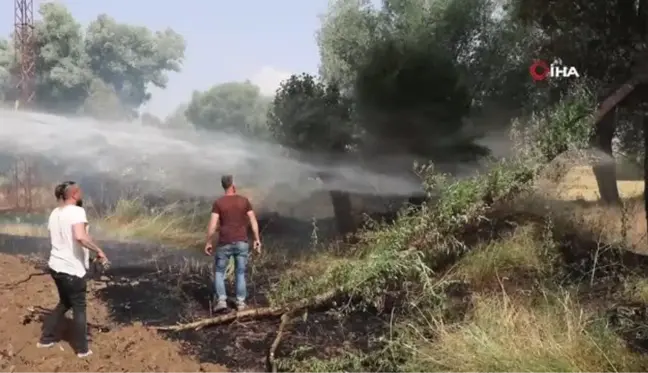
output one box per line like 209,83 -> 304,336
267,313 -> 291,373
151,248 -> 421,332
152,289 -> 337,331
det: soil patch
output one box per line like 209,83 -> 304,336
0,253 -> 225,372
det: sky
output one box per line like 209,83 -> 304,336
0,0 -> 332,118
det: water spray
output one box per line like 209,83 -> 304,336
0,109 -> 423,204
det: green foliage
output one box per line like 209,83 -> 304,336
84,14 -> 185,112
269,156 -> 546,372
268,73 -> 355,152
511,81 -> 597,162
185,81 -> 269,137
270,158 -> 535,306
1,2 -> 186,118
317,0 -> 379,90
316,0 -> 507,161
354,37 -> 488,159
0,38 -> 11,101
318,0 -> 539,118
513,0 -> 638,83
32,3 -> 90,111
511,0 -> 648,153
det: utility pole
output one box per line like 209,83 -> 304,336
12,0 -> 37,211
14,0 -> 36,107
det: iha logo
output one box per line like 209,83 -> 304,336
529,59 -> 580,81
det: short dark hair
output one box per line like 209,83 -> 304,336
221,175 -> 234,190
54,180 -> 76,200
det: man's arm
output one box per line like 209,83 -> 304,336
247,210 -> 260,242
206,212 -> 219,245
72,223 -> 105,257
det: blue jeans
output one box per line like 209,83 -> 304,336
214,241 -> 249,302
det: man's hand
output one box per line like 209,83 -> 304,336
253,240 -> 262,254
96,250 -> 108,264
204,242 -> 213,256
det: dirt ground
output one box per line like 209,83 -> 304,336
0,253 -> 226,372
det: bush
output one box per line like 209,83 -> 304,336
511,80 -> 597,163
269,158 -> 536,307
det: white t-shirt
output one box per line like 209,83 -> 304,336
47,205 -> 90,278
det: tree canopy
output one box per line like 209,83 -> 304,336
2,0 -> 647,217
186,81 -> 271,138
1,2 -> 185,119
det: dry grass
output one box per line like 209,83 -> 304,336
397,222 -> 644,372
550,164 -> 644,201
450,224 -> 557,288
403,291 -> 642,372
0,223 -> 47,236
93,199 -> 205,248
623,277 -> 648,304
519,162 -> 648,253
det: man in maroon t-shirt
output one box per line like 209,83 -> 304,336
204,175 -> 261,312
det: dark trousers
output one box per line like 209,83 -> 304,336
39,269 -> 89,353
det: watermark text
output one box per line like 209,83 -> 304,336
529,59 -> 579,81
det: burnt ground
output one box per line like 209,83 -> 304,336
93,262 -> 390,371
0,233 -> 389,372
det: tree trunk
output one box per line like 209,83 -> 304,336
316,171 -> 356,237
329,190 -> 355,236
644,109 -> 648,237
591,111 -> 621,204
589,77 -> 643,204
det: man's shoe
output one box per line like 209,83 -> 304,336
213,299 -> 228,312
235,300 -> 246,311
36,341 -> 55,348
77,350 -> 93,358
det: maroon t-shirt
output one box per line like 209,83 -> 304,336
211,195 -> 253,245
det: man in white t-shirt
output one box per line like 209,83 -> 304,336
37,181 -> 108,358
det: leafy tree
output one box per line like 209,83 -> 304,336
268,73 -> 357,235
0,2 -> 186,120
0,38 -> 12,101
84,14 -> 186,116
186,81 -> 269,138
512,0 -> 648,204
318,0 -> 537,111
354,36 -> 488,161
33,2 -> 91,112
317,0 -> 379,91
319,0 -> 493,161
